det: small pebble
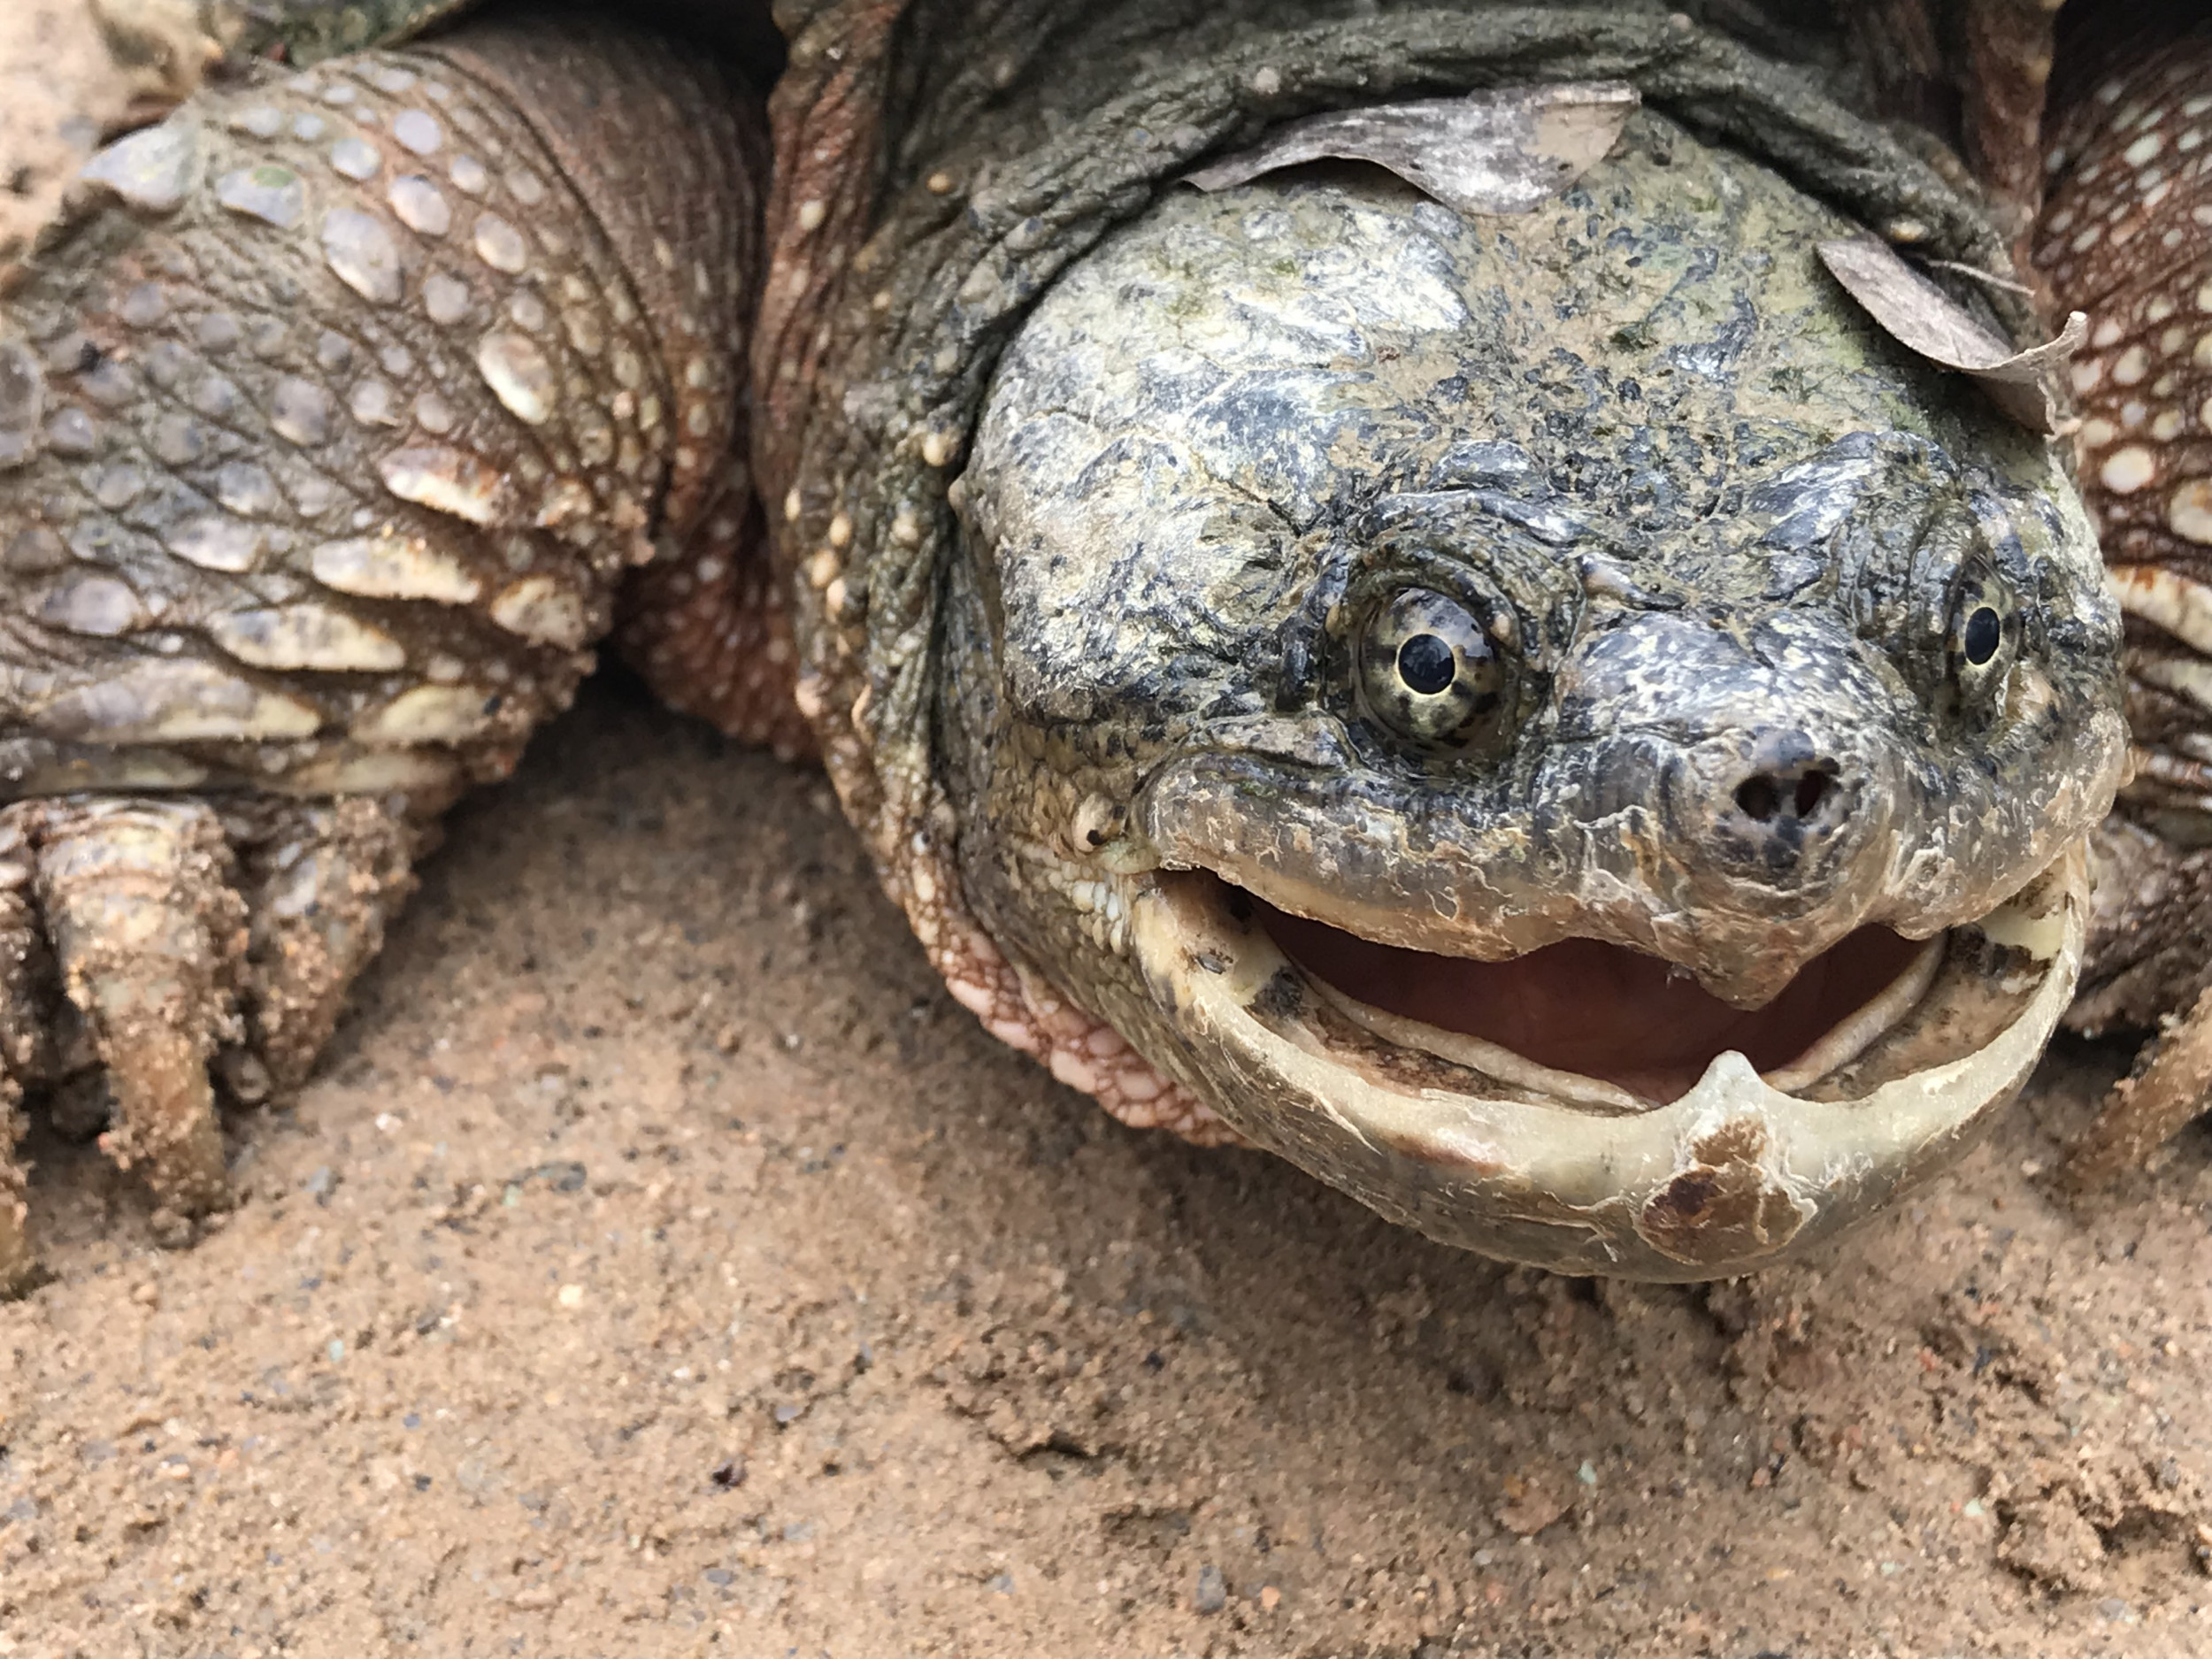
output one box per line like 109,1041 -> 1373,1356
1194,1563 -> 1227,1613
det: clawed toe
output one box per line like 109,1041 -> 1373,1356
2065,983 -> 2212,1191
31,797 -> 244,1241
0,793 -> 417,1289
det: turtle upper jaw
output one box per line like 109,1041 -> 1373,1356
1122,847 -> 2087,1280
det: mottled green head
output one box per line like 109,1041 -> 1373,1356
944,113 -> 2125,1277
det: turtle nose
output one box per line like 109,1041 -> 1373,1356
1558,609 -> 1902,951
1704,733 -> 1864,880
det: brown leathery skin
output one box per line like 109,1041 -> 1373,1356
1837,0 -> 2061,260
618,483 -> 818,760
2041,22 -> 2212,579
2034,17 -> 2212,1179
1960,0 -> 2063,243
0,13 -> 768,1283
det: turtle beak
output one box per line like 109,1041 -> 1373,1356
1124,842 -> 2086,1279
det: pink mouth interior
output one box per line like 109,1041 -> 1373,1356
1254,896 -> 1928,1103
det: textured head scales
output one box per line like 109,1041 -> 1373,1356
757,2 -> 2125,1278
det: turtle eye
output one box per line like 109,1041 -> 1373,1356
1946,568 -> 2020,702
1357,587 -> 1514,747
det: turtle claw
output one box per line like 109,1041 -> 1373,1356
2065,984 -> 2212,1191
0,793 -> 418,1287
29,797 -> 243,1246
223,797 -> 418,1097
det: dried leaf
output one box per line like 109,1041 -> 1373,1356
1184,82 -> 1639,219
1817,236 -> 2086,434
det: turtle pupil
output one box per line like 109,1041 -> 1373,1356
1397,633 -> 1457,695
1962,605 -> 2002,666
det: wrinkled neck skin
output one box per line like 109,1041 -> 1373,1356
775,4 -> 2124,1277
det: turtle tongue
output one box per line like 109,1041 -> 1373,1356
1255,899 -> 1926,1103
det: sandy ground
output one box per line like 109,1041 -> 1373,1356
8,8 -> 2212,1656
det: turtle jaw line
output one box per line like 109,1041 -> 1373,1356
1124,849 -> 2089,1279
1229,888 -> 1946,1109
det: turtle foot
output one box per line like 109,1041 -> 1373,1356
2066,983 -> 2212,1192
0,792 -> 416,1291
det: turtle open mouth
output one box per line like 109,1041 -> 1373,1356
1125,850 -> 2088,1279
1251,897 -> 1939,1107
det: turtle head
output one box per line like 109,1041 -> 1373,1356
944,115 -> 2125,1277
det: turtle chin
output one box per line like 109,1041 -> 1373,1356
1124,844 -> 2088,1280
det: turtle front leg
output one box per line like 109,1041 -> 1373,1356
2070,986 -> 2212,1187
0,15 -> 768,1282
2064,818 -> 2212,1187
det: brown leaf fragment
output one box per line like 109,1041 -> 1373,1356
1184,82 -> 1639,219
1816,236 -> 2085,434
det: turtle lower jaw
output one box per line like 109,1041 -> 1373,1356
1125,845 -> 2089,1280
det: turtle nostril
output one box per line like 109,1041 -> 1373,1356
1734,774 -> 1783,823
1733,767 -> 1840,826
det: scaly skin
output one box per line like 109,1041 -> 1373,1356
0,13 -> 776,1282
930,115 -> 2121,1273
759,1 -> 2124,1275
2039,16 -> 2212,1180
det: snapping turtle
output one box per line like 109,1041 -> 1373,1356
0,0 -> 2183,1285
